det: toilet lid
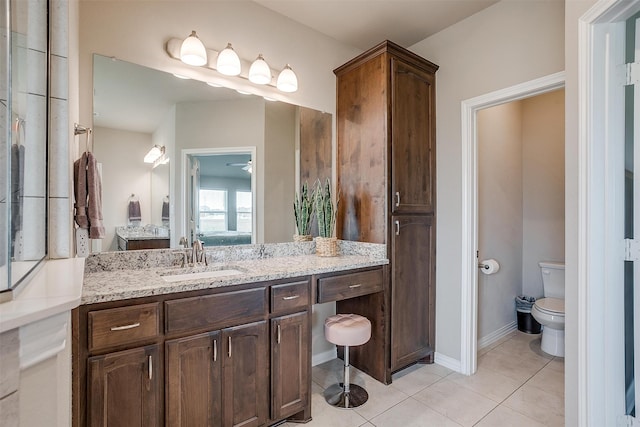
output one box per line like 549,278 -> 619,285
535,297 -> 564,315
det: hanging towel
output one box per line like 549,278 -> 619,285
128,200 -> 141,222
86,152 -> 105,239
10,143 -> 24,258
73,152 -> 105,239
161,200 -> 170,222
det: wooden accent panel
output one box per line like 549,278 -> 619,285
164,288 -> 267,335
299,107 -> 332,186
87,345 -> 161,427
270,280 -> 310,316
335,53 -> 388,244
271,312 -> 309,420
390,215 -> 435,371
88,303 -> 160,352
222,321 -> 268,427
166,331 -> 222,427
391,58 -> 435,214
317,268 -> 383,303
119,238 -> 170,251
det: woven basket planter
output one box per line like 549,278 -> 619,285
293,234 -> 313,242
315,236 -> 338,257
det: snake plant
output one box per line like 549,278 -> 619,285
315,178 -> 339,238
294,181 -> 314,236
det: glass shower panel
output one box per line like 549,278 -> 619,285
0,0 -> 8,293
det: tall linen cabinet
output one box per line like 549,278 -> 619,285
335,41 -> 438,373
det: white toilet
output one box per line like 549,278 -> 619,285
531,261 -> 565,357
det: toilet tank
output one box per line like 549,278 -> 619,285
538,261 -> 565,299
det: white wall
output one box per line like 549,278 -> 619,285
93,126 -> 153,251
410,0 -> 565,362
151,106 -> 176,230
522,89 -> 565,297
477,101 -> 523,341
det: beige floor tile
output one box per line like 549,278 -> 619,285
491,335 -> 553,364
546,357 -> 565,373
504,383 -> 564,427
475,405 -> 546,427
413,379 -> 497,427
298,391 -> 368,427
369,397 -> 462,427
527,364 -> 564,398
353,375 -> 410,420
477,349 -> 547,383
447,366 -> 523,403
391,363 -> 448,396
478,331 -> 517,357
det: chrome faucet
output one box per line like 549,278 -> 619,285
191,239 -> 206,266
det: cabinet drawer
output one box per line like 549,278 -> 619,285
317,269 -> 383,303
165,287 -> 267,334
271,281 -> 309,315
88,303 -> 160,352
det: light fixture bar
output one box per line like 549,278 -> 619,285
144,145 -> 165,164
165,37 -> 292,90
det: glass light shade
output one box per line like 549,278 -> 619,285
276,65 -> 298,93
144,145 -> 164,163
216,43 -> 241,76
180,31 -> 207,66
249,54 -> 272,85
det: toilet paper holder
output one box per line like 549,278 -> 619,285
478,262 -> 490,270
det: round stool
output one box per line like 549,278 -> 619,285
323,313 -> 372,409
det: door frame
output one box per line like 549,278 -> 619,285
180,147 -> 257,245
459,72 -> 565,376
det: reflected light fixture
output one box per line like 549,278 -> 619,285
144,145 -> 165,164
216,43 -> 241,76
276,64 -> 298,92
172,73 -> 190,80
180,30 -> 207,66
249,54 -> 271,85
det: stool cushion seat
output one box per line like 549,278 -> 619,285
324,314 -> 371,347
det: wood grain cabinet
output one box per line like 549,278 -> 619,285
335,40 -> 438,373
74,279 -> 311,427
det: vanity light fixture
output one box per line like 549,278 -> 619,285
180,30 -> 207,66
144,145 -> 165,164
216,43 -> 241,76
276,64 -> 298,93
248,54 -> 271,85
172,73 -> 190,80
206,81 -> 223,87
236,89 -> 252,95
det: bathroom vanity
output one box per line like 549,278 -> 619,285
72,242 -> 388,427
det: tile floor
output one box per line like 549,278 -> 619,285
282,331 -> 564,427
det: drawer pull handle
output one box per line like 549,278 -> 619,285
213,339 -> 217,362
277,324 -> 281,344
349,284 -> 362,289
228,336 -> 232,358
110,322 -> 140,331
283,295 -> 300,300
148,355 -> 153,380
395,191 -> 401,207
395,220 -> 400,235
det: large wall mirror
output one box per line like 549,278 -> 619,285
92,54 -> 331,252
1,0 -> 49,297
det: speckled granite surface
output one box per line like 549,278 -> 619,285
82,241 -> 387,305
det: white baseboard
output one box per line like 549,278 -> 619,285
478,321 -> 518,350
312,348 -> 337,367
434,352 -> 461,373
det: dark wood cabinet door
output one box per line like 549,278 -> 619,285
390,215 -> 435,371
391,58 -> 435,215
222,321 -> 268,427
87,345 -> 161,427
271,312 -> 309,420
166,331 -> 222,427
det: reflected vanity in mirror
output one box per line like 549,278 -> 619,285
92,54 -> 332,251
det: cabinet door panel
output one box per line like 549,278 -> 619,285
222,321 -> 268,427
271,312 -> 309,420
88,345 -> 161,427
166,331 -> 221,427
390,216 -> 435,371
391,58 -> 435,214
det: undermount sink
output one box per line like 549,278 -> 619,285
158,266 -> 246,283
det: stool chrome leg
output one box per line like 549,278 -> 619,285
324,345 -> 369,409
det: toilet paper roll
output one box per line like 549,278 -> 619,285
480,259 -> 500,275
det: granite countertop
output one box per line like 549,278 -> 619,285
116,225 -> 170,241
82,241 -> 388,305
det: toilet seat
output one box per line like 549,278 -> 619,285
534,297 -> 564,316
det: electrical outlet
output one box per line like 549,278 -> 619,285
76,228 -> 89,257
